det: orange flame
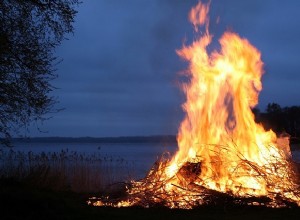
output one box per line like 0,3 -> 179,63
189,0 -> 210,32
170,0 -> 298,200
90,1 -> 300,208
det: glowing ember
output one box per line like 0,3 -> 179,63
89,1 -> 300,208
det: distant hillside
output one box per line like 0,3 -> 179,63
12,135 -> 177,144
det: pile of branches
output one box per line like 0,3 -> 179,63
89,148 -> 300,209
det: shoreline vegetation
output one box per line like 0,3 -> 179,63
0,148 -> 134,193
8,135 -> 300,145
10,135 -> 178,144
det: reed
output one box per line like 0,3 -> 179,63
0,148 -> 134,192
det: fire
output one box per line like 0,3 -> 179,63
89,1 -> 300,208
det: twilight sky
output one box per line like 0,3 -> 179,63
29,0 -> 300,137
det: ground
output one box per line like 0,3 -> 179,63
1,178 -> 300,220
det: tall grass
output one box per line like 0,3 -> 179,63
0,148 -> 135,192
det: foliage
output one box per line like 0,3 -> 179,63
254,103 -> 300,141
0,0 -> 80,145
0,148 -> 134,192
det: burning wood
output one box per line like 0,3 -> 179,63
88,1 -> 300,208
177,161 -> 202,185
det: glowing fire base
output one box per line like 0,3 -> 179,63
88,142 -> 300,209
88,1 -> 300,208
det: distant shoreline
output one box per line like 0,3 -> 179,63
11,135 -> 177,144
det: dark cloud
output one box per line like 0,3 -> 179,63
28,0 -> 300,137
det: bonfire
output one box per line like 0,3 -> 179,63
88,1 -> 300,208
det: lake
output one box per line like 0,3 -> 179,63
6,141 -> 300,179
10,141 -> 178,179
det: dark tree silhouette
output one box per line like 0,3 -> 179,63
265,102 -> 285,133
254,103 -> 300,143
266,103 -> 282,114
0,0 -> 80,145
284,106 -> 300,139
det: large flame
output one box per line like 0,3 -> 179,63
170,1 -> 284,195
89,1 -> 300,208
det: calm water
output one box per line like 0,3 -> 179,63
11,141 -> 178,178
7,142 -> 300,179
